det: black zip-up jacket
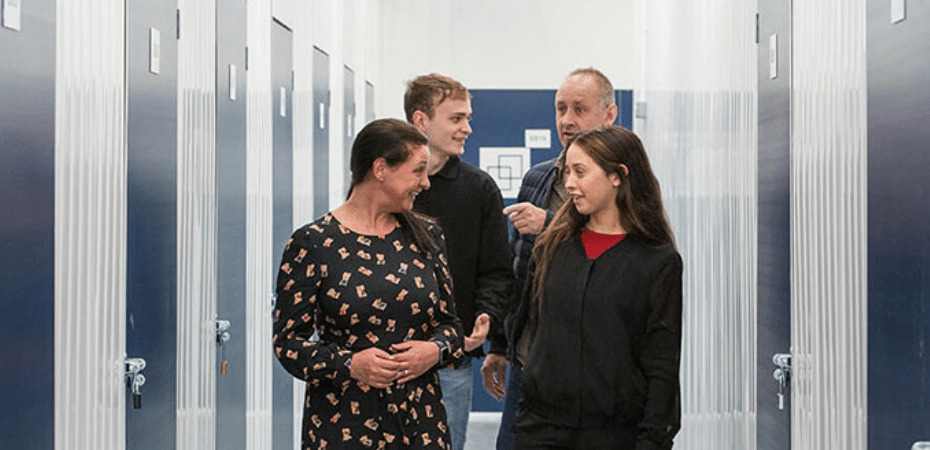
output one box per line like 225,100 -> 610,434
414,156 -> 513,357
506,234 -> 683,450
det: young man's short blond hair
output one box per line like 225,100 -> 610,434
404,73 -> 470,122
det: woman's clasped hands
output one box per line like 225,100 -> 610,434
348,341 -> 440,388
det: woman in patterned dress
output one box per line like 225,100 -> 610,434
273,118 -> 465,450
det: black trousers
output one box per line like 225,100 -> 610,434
513,409 -> 638,450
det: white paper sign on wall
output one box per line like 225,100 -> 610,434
2,0 -> 21,31
229,65 -> 237,101
479,147 -> 531,199
891,0 -> 906,23
769,33 -> 778,80
149,28 -> 161,75
524,129 -> 552,149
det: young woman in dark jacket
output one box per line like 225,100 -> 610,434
507,126 -> 682,450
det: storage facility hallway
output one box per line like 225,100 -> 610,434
1,1 -> 928,449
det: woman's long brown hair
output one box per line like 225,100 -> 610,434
531,126 -> 675,306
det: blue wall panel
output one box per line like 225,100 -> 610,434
0,1 -> 55,448
312,47 -> 330,216
757,2 -> 792,449
125,1 -> 178,448
465,89 -> 632,179
216,0 -> 248,448
343,66 -> 355,191
867,1 -> 930,448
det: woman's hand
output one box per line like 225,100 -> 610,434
349,347 -> 403,389
390,340 -> 440,384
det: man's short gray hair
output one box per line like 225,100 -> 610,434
567,67 -> 615,107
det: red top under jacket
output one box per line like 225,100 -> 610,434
580,228 -> 627,260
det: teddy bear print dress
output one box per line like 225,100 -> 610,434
273,213 -> 464,450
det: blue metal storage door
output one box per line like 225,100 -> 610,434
271,18 -> 295,450
125,1 -> 179,448
344,65 -> 355,191
216,0 -> 248,449
757,1 -> 792,449
313,47 -> 330,217
365,81 -> 375,123
867,2 -> 930,448
0,1 -> 55,448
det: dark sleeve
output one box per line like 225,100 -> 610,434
498,252 -> 537,358
272,232 -> 353,386
635,253 -> 684,450
544,210 -> 555,227
475,179 -> 514,352
428,228 -> 466,368
492,179 -> 530,355
494,169 -> 539,355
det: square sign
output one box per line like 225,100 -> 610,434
3,0 -> 22,31
891,0 -> 906,24
524,129 -> 551,149
480,147 -> 531,199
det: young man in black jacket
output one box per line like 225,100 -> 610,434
406,73 -> 513,450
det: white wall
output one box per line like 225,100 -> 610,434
176,0 -> 219,448
54,1 -> 127,449
246,1 -> 274,449
273,1 -> 639,201
791,1 -> 867,449
638,1 -> 758,449
375,0 -> 642,121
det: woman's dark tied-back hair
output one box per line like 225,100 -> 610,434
347,118 -> 439,258
531,126 -> 675,306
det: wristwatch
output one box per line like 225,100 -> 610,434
432,340 -> 450,366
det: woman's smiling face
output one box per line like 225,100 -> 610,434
381,144 -> 431,211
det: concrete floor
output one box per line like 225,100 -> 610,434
463,412 -> 502,450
